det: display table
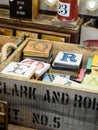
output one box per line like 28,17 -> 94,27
0,9 -> 83,44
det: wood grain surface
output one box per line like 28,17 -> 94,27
8,124 -> 36,130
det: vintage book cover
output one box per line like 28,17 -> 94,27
50,67 -> 79,76
23,56 -> 53,63
71,68 -> 86,83
82,74 -> 98,91
1,62 -> 36,78
23,52 -> 53,63
53,76 -> 81,87
92,55 -> 98,67
86,57 -> 93,74
91,55 -> 98,76
42,73 -> 70,83
52,51 -> 83,70
91,67 -> 98,76
20,58 -> 50,77
23,39 -> 53,58
52,62 -> 79,71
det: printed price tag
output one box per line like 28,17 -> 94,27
58,2 -> 70,17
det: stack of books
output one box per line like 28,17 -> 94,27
51,51 -> 83,76
23,39 -> 53,63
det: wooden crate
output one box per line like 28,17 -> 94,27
0,35 -> 20,64
0,35 -> 18,51
0,38 -> 98,130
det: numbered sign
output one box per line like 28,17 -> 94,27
57,0 -> 78,22
58,2 -> 70,17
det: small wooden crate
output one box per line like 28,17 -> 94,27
0,38 -> 98,130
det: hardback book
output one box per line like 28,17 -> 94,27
23,39 -> 53,58
90,67 -> 98,76
86,57 -> 93,74
53,76 -> 81,87
42,73 -> 70,83
70,68 -> 86,83
20,58 -> 50,78
52,51 -> 83,70
90,55 -> 98,76
82,74 -> 98,91
1,62 -> 36,78
23,53 -> 53,63
92,55 -> 98,67
50,67 -> 79,76
52,62 -> 79,71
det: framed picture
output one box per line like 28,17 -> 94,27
9,0 -> 40,19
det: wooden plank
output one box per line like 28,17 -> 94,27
32,0 -> 40,19
0,35 -> 18,51
0,100 -> 8,130
0,35 -> 20,64
0,75 -> 98,130
0,14 -> 83,43
8,124 -> 37,130
0,27 -> 13,36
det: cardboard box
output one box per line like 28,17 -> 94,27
0,38 -> 98,130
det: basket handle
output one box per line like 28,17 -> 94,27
1,43 -> 17,62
